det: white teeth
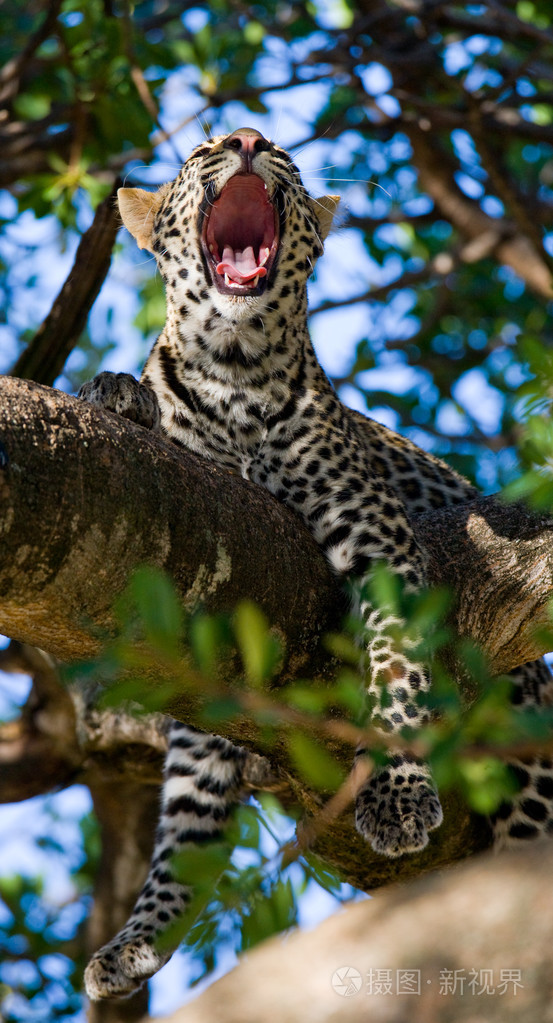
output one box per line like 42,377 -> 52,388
224,273 -> 240,289
252,275 -> 259,287
209,244 -> 214,253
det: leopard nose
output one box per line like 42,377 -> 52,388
223,128 -> 271,171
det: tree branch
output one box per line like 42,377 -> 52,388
0,375 -> 339,668
9,181 -> 121,386
0,642 -> 80,800
2,375 -> 553,890
0,642 -> 168,805
2,376 -> 550,675
152,841 -> 553,1023
406,125 -> 553,299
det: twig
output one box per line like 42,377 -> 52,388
467,95 -> 553,280
309,254 -> 456,317
282,756 -> 374,865
121,0 -> 183,165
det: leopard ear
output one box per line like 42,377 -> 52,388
312,194 -> 341,241
117,187 -> 164,251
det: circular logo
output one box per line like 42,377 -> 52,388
331,966 -> 363,997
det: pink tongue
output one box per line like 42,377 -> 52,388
216,245 -> 267,284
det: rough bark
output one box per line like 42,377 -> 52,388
152,840 -> 553,1023
0,375 -> 341,672
1,374 -> 553,892
415,498 -> 553,675
1,376 -> 551,675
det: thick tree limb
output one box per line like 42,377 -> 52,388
0,642 -> 169,804
0,642 -> 80,799
2,375 -> 553,890
153,841 -> 553,1023
1,376 -> 550,674
0,375 -> 339,668
415,499 -> 553,675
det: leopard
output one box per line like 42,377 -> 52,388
79,127 -> 553,1000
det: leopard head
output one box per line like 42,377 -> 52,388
117,128 -> 339,321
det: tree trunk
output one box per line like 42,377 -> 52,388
86,781 -> 159,1023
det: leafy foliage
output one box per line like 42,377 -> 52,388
57,566 -> 553,991
0,800 -> 98,1021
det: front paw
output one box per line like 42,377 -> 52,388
78,371 -> 160,431
355,755 -> 442,857
84,936 -> 170,1000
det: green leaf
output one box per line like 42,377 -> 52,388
302,852 -> 343,894
227,804 -> 261,849
118,565 -> 184,654
288,731 -> 344,790
13,94 -> 51,120
241,877 -> 297,950
173,841 -> 232,887
189,613 -> 225,677
457,757 -> 516,814
243,20 -> 265,44
324,631 -> 361,664
282,683 -> 328,715
234,600 -> 281,685
365,561 -> 402,617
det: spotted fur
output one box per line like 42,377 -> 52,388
80,128 -> 553,999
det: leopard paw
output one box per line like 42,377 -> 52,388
84,937 -> 170,1000
355,755 -> 442,857
78,371 -> 160,431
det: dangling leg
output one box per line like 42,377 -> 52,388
492,658 -> 553,849
354,601 -> 442,857
85,722 -> 246,1000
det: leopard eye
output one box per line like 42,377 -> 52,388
188,145 -> 213,162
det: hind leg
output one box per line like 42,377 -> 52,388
491,659 -> 553,849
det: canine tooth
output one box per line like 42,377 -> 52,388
252,275 -> 259,287
209,244 -> 214,253
225,273 -> 231,286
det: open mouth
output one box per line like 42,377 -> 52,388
202,173 -> 279,296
